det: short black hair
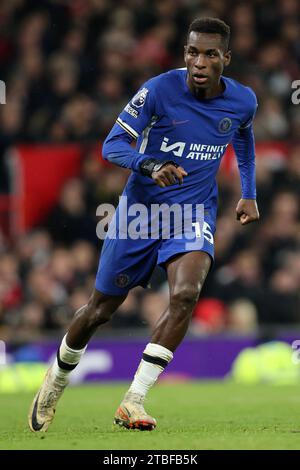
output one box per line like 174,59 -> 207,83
187,17 -> 230,51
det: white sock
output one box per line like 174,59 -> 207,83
127,343 -> 173,397
51,334 -> 87,384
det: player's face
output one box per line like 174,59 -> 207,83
184,32 -> 231,97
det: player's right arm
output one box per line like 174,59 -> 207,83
102,79 -> 187,186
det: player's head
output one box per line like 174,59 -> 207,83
184,17 -> 231,94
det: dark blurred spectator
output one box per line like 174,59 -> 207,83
46,178 -> 97,245
26,265 -> 66,309
16,229 -> 52,277
71,241 -> 97,284
95,74 -> 127,137
111,289 -> 144,329
212,249 -> 265,318
271,145 -> 300,197
261,268 -> 300,324
260,191 -> 299,277
17,301 -> 45,340
0,253 -> 22,315
226,299 -> 258,334
254,96 -> 289,140
140,289 -> 169,331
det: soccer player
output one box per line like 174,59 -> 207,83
28,17 -> 259,432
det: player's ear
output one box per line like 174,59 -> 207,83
184,45 -> 188,58
224,50 -> 231,67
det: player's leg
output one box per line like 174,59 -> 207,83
28,289 -> 126,432
151,251 -> 211,349
29,230 -> 159,433
115,251 -> 211,431
65,289 -> 128,349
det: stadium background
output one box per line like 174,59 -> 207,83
0,0 -> 299,385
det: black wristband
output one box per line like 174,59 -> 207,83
140,158 -> 178,177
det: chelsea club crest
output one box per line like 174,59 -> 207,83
218,117 -> 232,133
115,273 -> 130,288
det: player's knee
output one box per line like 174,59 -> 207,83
92,308 -> 113,326
85,304 -> 113,327
170,285 -> 200,318
85,293 -> 114,327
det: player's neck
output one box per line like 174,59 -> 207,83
188,78 -> 225,100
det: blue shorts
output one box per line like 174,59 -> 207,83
95,212 -> 216,296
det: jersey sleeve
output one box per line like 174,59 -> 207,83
232,88 -> 258,199
116,77 -> 158,139
239,87 -> 258,129
102,77 -> 160,172
232,125 -> 256,199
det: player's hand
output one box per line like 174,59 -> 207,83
236,199 -> 260,225
152,165 -> 188,188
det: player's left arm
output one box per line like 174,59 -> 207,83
232,93 -> 260,226
233,125 -> 260,225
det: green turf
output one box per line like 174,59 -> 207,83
1,381 -> 300,450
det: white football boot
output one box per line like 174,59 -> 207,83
28,369 -> 67,432
114,391 -> 156,431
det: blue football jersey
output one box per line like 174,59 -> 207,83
96,69 -> 257,295
103,67 -> 258,210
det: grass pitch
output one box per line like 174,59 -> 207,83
1,381 -> 300,450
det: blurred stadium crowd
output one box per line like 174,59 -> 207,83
0,0 -> 299,340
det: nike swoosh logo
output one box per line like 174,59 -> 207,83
172,119 -> 189,126
123,406 -> 131,418
31,393 -> 45,431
